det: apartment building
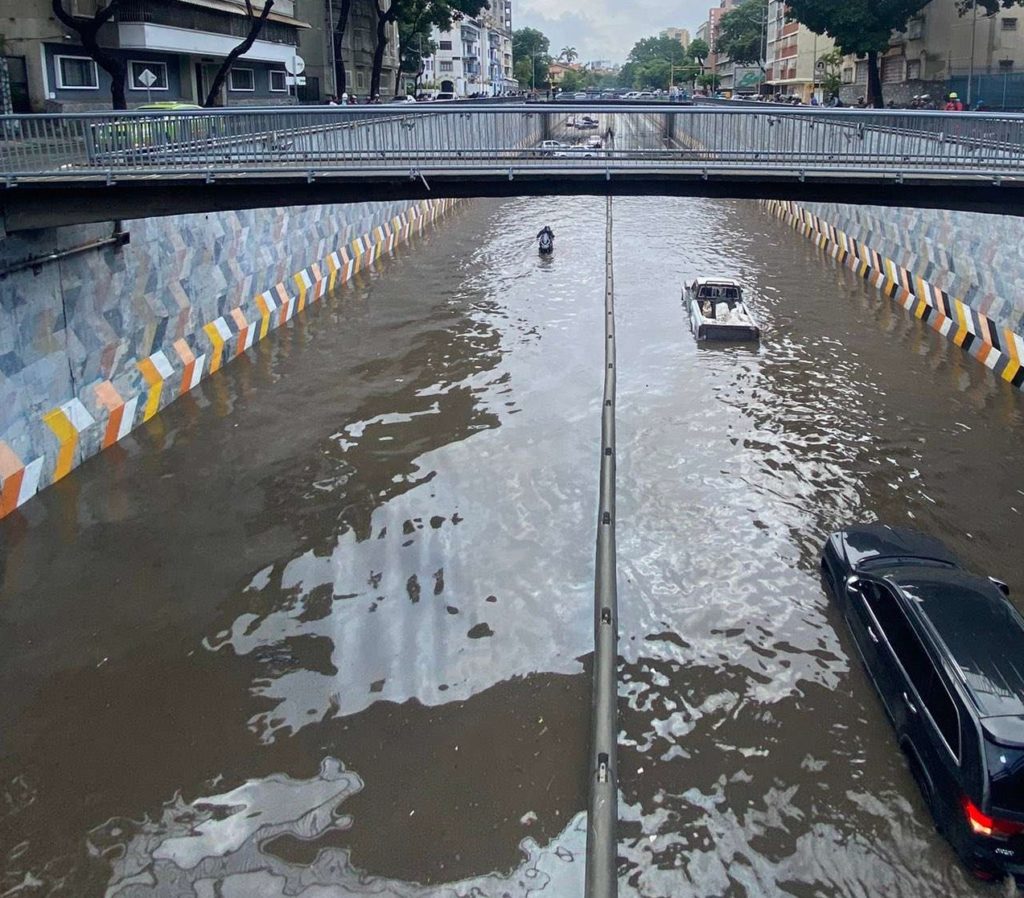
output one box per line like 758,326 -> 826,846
836,0 -> 1024,108
662,27 -> 691,50
425,4 -> 515,97
298,0 -> 400,101
3,0 -> 311,112
764,0 -> 834,101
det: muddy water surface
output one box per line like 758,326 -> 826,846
2,187 -> 1024,898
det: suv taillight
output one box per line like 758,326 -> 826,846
964,798 -> 1024,838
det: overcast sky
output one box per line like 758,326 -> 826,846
514,0 -> 711,65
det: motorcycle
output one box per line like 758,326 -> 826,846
538,232 -> 554,255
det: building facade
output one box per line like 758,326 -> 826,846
764,0 -> 834,101
662,27 -> 691,50
424,6 -> 515,97
298,0 -> 400,102
4,0 -> 313,112
835,1 -> 1024,108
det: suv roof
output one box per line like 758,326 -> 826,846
892,567 -> 1024,721
844,523 -> 959,570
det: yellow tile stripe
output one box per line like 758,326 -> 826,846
42,408 -> 77,482
10,199 -> 463,518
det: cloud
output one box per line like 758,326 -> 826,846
514,0 -> 711,64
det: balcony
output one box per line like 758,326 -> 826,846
117,0 -> 306,44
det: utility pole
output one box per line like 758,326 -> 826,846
968,0 -> 979,107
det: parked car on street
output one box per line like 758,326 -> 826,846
822,523 -> 1024,882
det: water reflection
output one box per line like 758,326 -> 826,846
613,196 -> 1023,897
3,192 -> 1024,898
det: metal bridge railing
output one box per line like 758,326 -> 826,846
2,105 -> 1023,182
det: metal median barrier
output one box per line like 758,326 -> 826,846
2,104 -> 1024,182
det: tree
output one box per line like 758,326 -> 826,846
370,0 -> 398,99
698,72 -> 722,91
816,47 -> 844,101
560,69 -> 583,92
389,0 -> 488,97
559,46 -> 579,64
51,0 -> 130,109
202,0 -> 274,106
513,27 -> 551,90
688,39 -> 710,67
332,0 -> 353,96
620,34 -> 702,90
716,0 -> 767,67
786,0 -> 1024,108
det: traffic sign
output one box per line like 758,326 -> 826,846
285,56 -> 306,76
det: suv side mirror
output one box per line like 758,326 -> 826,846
846,575 -> 864,592
989,577 -> 1011,598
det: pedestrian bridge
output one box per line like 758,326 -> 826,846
2,104 -> 1023,230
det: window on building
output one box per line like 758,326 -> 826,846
906,59 -> 921,80
908,17 -> 925,40
56,55 -> 98,89
356,70 -> 366,90
881,55 -> 905,83
269,69 -> 287,92
229,68 -> 255,91
855,60 -> 868,84
439,40 -> 453,50
842,67 -> 854,84
128,60 -> 168,91
439,60 -> 454,72
1003,17 -> 1018,30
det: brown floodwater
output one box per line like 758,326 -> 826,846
3,156 -> 1024,897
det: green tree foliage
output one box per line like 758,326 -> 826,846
787,0 -> 1024,107
716,0 -> 767,66
372,0 -> 487,98
559,46 -> 579,64
698,72 -> 722,90
688,39 -> 710,65
619,34 -> 704,90
816,47 -> 844,101
513,27 -> 551,89
560,69 -> 583,92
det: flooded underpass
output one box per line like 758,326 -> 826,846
4,180 -> 1024,897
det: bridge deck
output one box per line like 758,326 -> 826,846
3,105 -> 1023,228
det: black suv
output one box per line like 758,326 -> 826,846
822,524 -> 1024,880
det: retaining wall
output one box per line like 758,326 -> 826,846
0,196 -> 460,518
765,200 -> 1024,389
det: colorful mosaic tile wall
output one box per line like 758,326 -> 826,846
764,199 -> 1024,391
0,197 -> 461,518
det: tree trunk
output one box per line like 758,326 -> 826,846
370,2 -> 395,99
204,0 -> 274,107
333,0 -> 352,96
51,0 -> 129,109
866,50 -> 884,108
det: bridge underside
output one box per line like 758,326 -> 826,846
4,172 -> 1023,231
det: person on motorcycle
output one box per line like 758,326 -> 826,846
537,226 -> 554,242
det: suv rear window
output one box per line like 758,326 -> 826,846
985,738 -> 1024,812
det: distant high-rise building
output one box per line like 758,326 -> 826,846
662,28 -> 692,50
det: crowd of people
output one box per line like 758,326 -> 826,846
747,90 -> 986,111
322,90 -> 530,105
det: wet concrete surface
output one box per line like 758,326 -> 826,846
3,116 -> 1024,896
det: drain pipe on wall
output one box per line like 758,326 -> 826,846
0,220 -> 130,280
